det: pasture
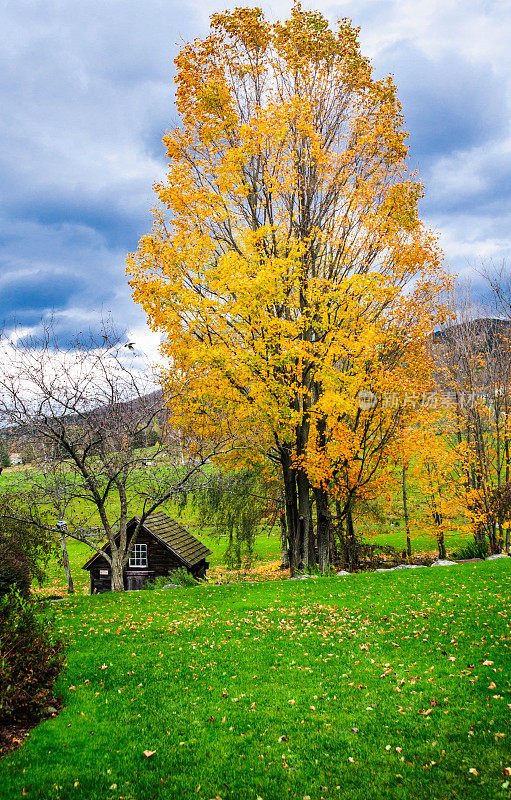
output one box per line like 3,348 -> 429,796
0,458 -> 478,596
1,560 -> 509,800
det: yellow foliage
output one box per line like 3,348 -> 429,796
127,5 -> 451,511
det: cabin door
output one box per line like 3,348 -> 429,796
127,573 -> 146,590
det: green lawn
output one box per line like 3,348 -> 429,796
1,560 -> 510,799
0,461 -> 480,596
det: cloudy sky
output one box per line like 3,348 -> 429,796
1,0 -> 510,354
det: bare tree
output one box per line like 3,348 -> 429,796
433,279 -> 511,554
0,323 -> 233,591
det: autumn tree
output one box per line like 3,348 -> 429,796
128,5 -> 450,574
434,277 -> 511,555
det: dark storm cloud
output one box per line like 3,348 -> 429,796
377,42 -> 507,164
0,0 -> 201,341
0,0 -> 510,342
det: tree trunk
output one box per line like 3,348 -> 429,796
280,448 -> 300,576
297,469 -> 312,569
110,550 -> 125,592
315,486 -> 331,574
279,506 -> 289,568
434,514 -> 446,559
60,532 -> 74,594
346,505 -> 359,569
308,517 -> 316,567
402,466 -> 412,559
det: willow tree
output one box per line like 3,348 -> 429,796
128,5 -> 449,574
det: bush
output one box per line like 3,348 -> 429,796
146,575 -> 173,591
0,493 -> 59,586
0,590 -> 66,722
0,439 -> 11,468
169,567 -> 199,587
452,539 -> 490,560
0,533 -> 31,597
147,568 -> 198,589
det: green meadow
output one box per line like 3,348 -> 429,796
0,459 -> 476,597
1,560 -> 509,800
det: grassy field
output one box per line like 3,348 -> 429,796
1,560 -> 510,799
0,461 -> 495,594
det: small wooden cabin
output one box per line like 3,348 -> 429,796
82,512 -> 212,593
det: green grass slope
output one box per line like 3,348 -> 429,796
1,561 -> 510,800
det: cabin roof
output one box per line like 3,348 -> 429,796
82,511 -> 212,570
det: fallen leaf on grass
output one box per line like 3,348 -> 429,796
143,750 -> 156,758
469,768 -> 478,776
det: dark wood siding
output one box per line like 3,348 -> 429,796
88,529 -> 186,593
84,516 -> 211,593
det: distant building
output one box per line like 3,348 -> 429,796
82,512 -> 212,593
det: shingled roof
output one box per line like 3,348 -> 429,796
82,511 -> 211,570
140,511 -> 211,567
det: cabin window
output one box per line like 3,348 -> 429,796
129,543 -> 148,568
99,569 -> 109,576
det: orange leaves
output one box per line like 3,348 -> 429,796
127,4 -> 450,512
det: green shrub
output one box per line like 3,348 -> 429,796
0,533 -> 31,597
0,590 -> 66,721
168,567 -> 198,587
451,538 -> 490,560
0,493 -> 58,585
146,575 -> 174,591
0,439 -> 11,468
146,569 -> 198,590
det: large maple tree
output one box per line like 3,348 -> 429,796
128,5 -> 450,573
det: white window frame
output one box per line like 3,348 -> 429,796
129,543 -> 148,568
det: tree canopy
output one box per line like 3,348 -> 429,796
128,5 -> 451,573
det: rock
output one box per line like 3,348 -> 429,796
431,560 -> 457,567
162,583 -> 182,589
43,706 -> 59,717
289,574 -> 318,580
374,564 -> 426,572
336,570 -> 351,576
486,553 -> 509,560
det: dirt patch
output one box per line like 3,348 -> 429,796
0,702 -> 62,758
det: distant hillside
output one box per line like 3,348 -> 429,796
433,317 -> 511,353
